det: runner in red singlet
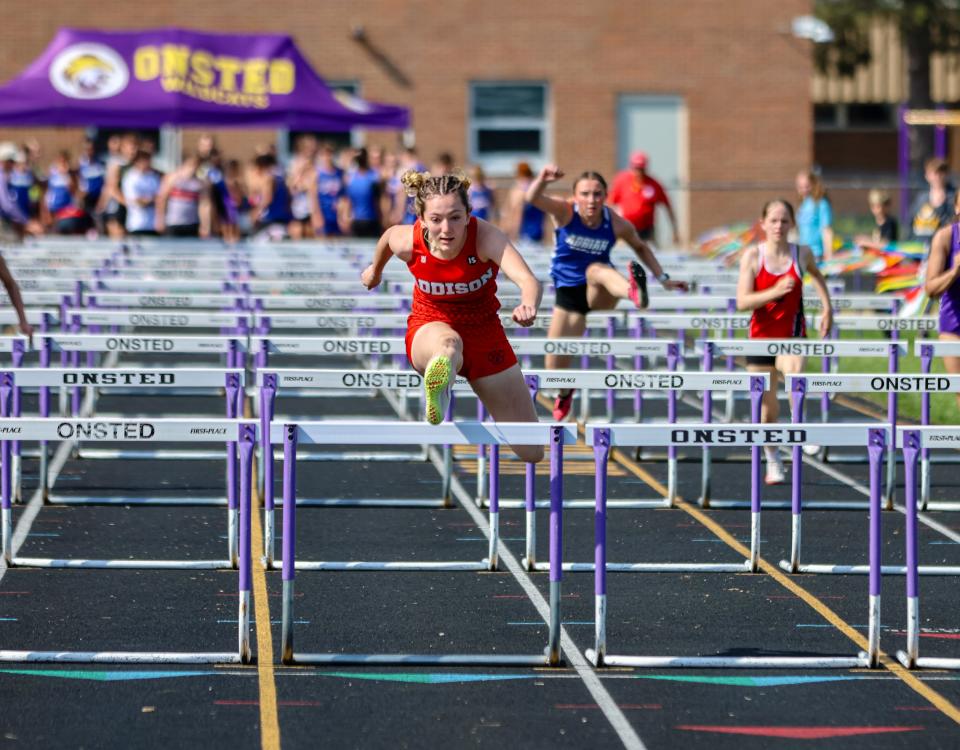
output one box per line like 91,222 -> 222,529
361,170 -> 544,463
736,199 -> 832,484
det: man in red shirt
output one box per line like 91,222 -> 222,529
608,151 -> 680,245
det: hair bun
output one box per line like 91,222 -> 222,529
400,169 -> 429,196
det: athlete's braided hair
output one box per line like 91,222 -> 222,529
401,169 -> 473,219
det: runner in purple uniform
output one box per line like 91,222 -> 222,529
924,194 -> 960,408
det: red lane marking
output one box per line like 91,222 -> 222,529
556,704 -> 661,711
888,631 -> 960,640
676,726 -> 924,739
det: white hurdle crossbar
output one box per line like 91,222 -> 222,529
584,422 -> 885,669
278,420 -> 576,666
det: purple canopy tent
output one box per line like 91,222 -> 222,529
0,28 -> 409,130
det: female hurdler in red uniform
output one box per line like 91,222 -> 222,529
361,170 -> 544,463
736,199 -> 833,484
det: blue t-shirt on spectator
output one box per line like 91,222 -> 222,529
345,168 -> 380,221
797,196 -> 832,258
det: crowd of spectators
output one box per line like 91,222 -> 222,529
0,133 -> 552,244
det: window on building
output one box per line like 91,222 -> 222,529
468,82 -> 550,175
846,103 -> 895,129
814,104 -> 841,129
814,103 -> 896,131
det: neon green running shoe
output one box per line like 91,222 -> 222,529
424,354 -> 453,425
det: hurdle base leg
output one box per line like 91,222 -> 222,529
0,651 -> 243,664
896,595 -> 919,669
595,654 -> 870,669
1,508 -> 11,565
776,562 -> 960,576
39,441 -> 49,503
262,510 -> 274,568
286,653 -> 553,666
920,457 -> 931,511
11,557 -> 234,570
12,454 -> 20,504
532,560 -> 753,573
239,590 -> 251,664
281,580 -> 294,664
228,508 -> 238,569
900,657 -> 960,670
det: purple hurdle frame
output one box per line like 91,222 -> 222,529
586,422 -> 882,669
278,421 -> 569,666
0,420 -> 253,664
897,428 -> 960,670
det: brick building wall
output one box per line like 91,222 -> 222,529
0,0 -> 813,238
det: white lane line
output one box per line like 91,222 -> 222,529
0,432 -> 81,584
427,448 -> 648,750
802,453 -> 960,544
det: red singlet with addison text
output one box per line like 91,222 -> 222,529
407,217 -> 501,321
749,244 -> 807,339
405,217 -> 517,380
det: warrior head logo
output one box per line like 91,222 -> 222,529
50,43 -> 129,100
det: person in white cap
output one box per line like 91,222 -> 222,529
608,150 -> 680,246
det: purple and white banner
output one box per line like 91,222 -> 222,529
0,28 -> 409,129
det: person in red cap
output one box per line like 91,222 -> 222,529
608,151 -> 680,246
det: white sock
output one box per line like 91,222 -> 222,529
764,446 -> 779,463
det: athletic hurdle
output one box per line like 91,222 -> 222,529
808,314 -> 936,452
916,340 -> 960,510
277,420 -> 575,666
1,417 -> 253,581
780,373 -> 960,575
2,367 -> 244,566
628,312 -> 752,423
491,372 -> 765,572
698,338 -> 906,509
584,422 -> 886,669
256,368 -> 471,567
471,336 -> 677,510
897,427 -> 960,670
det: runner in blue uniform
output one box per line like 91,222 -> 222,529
526,164 -> 688,420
